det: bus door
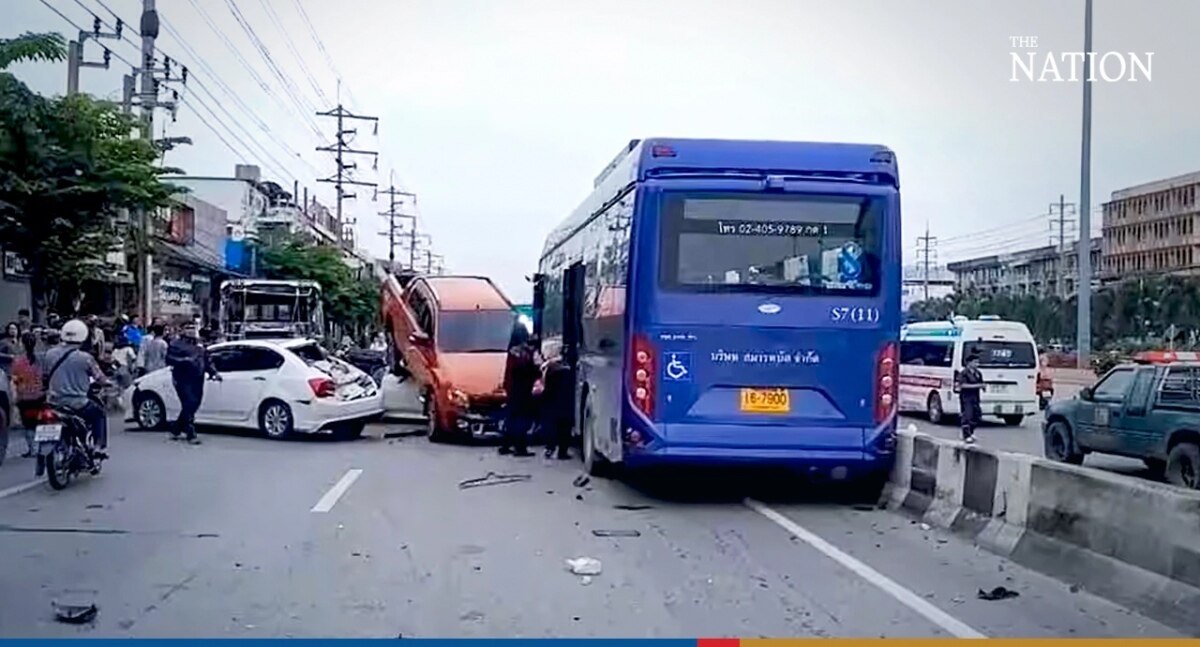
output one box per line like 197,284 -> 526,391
562,262 -> 585,368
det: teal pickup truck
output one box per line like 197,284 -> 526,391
1042,362 -> 1200,489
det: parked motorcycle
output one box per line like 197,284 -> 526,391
33,395 -> 105,490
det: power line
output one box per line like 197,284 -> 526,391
221,0 -> 327,141
291,0 -> 360,108
42,0 -> 136,69
937,212 -> 1048,244
78,0 -> 314,185
255,0 -> 331,107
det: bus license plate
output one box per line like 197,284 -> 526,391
34,424 -> 62,442
740,388 -> 790,414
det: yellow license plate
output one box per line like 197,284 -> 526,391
740,388 -> 790,413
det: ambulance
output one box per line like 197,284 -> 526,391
899,316 -> 1039,426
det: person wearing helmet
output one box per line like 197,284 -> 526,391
43,319 -> 110,454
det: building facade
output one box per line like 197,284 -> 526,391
1102,171 -> 1200,278
947,238 -> 1102,298
901,264 -> 956,312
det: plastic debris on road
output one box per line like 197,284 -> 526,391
565,557 -> 602,576
592,529 -> 641,538
572,474 -> 591,488
53,602 -> 98,624
612,504 -> 653,511
458,472 -> 532,490
977,586 -> 1020,601
580,575 -> 593,586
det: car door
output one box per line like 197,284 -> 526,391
1076,367 -> 1136,452
205,346 -> 280,423
216,347 -> 281,424
1113,366 -> 1161,457
202,347 -> 245,422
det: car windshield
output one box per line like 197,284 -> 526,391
659,192 -> 885,295
438,310 -> 517,353
963,340 -> 1037,369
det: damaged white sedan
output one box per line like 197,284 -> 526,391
125,338 -> 383,439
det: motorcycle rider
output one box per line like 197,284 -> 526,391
44,319 -> 109,455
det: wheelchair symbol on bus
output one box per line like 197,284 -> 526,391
664,352 -> 691,382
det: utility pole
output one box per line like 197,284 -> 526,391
1049,194 -> 1077,298
916,224 -> 938,301
1077,0 -> 1094,368
377,178 -> 416,273
66,17 -> 120,95
316,105 -> 378,250
139,0 -> 158,325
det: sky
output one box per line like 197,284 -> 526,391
8,0 -> 1200,302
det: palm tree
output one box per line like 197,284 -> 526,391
0,32 -> 66,70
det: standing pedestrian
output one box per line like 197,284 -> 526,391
84,315 -> 105,358
136,324 -> 169,376
120,314 -> 144,351
165,322 -> 220,445
957,352 -> 985,444
0,322 -> 19,377
499,323 -> 539,457
111,337 -> 137,391
16,309 -> 32,333
11,332 -> 45,457
540,357 -> 575,460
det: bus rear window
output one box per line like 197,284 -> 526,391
659,193 -> 884,295
963,341 -> 1037,369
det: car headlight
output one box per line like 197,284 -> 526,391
449,388 -> 470,408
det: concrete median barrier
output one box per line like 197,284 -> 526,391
885,427 -> 1200,635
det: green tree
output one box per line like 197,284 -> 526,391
0,50 -> 179,320
0,32 -> 66,69
260,237 -> 379,343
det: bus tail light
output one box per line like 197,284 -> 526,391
630,333 -> 655,418
875,342 -> 898,424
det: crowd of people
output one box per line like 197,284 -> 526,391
1,309 -> 224,460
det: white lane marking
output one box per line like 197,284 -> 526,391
745,498 -> 986,639
0,479 -> 44,500
311,469 -> 363,513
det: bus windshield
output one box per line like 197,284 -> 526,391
659,192 -> 884,296
438,310 -> 518,353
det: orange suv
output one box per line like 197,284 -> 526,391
381,275 -> 518,440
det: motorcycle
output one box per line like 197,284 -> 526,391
33,393 -> 105,490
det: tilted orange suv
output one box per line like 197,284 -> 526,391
381,274 -> 519,440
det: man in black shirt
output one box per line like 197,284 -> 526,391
958,352 -> 985,444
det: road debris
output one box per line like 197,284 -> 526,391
580,576 -> 593,586
613,504 -> 654,511
565,557 -> 602,576
458,472 -> 532,489
1069,584 -> 1081,593
572,474 -> 591,488
575,494 -> 584,501
851,504 -> 875,512
53,602 -> 98,624
592,529 -> 641,538
919,523 -> 932,531
977,586 -> 1020,601
85,504 -> 104,510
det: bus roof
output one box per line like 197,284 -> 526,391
423,276 -> 513,311
543,138 -> 898,260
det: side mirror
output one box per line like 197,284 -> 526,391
1079,387 -> 1093,401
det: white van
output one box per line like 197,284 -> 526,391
899,316 -> 1039,426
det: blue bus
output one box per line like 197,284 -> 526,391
533,138 -> 901,481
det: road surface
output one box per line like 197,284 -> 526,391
901,383 -> 1153,480
0,417 -> 1179,638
